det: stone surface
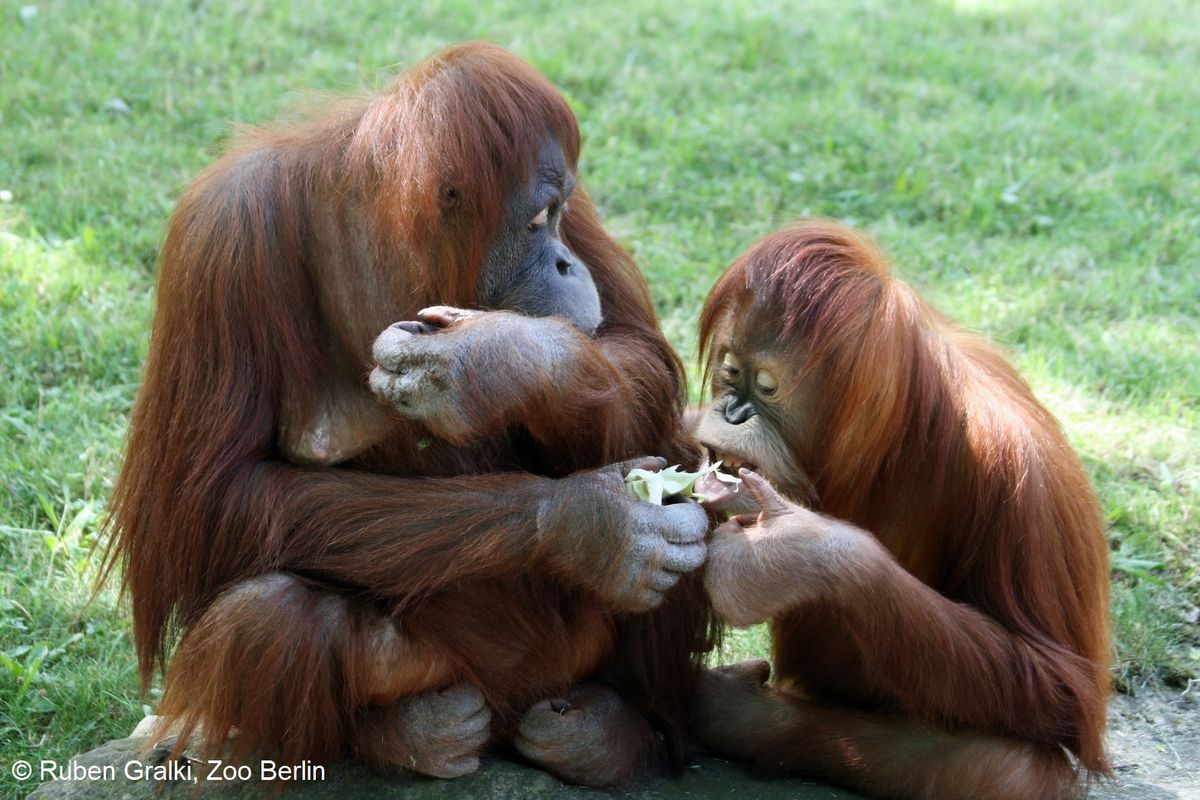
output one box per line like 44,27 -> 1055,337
25,735 -> 860,800
26,735 -> 1183,800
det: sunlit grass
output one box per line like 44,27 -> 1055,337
1,0 -> 1197,794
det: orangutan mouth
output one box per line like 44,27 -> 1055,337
708,448 -> 758,477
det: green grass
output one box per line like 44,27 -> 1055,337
2,0 -> 1198,795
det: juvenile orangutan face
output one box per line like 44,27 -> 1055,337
693,305 -> 817,514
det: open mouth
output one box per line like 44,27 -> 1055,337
694,448 -> 764,514
707,447 -> 758,476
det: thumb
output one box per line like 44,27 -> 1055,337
738,468 -> 790,518
416,305 -> 481,329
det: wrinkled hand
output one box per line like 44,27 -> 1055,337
539,457 -> 708,612
514,683 -> 647,787
393,683 -> 491,779
370,306 -> 577,443
705,469 -> 877,626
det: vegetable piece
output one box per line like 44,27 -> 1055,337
624,462 -> 742,505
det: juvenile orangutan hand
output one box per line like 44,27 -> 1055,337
704,469 -> 881,626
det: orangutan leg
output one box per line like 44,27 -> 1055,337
693,662 -> 1078,800
155,573 -> 488,777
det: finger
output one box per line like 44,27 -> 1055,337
369,366 -> 420,410
548,698 -> 574,714
659,501 -> 709,544
525,698 -> 558,716
513,731 -> 562,760
417,305 -> 478,328
512,736 -> 545,760
457,727 -> 490,751
661,541 -> 706,574
648,570 -> 681,593
439,683 -> 486,715
739,469 -> 790,517
618,455 -> 668,476
372,324 -> 416,366
629,588 -> 666,612
372,326 -> 450,369
436,755 -> 480,778
457,711 -> 491,739
732,513 -> 759,526
524,697 -> 574,717
461,702 -> 492,728
517,699 -> 570,741
460,714 -> 494,743
391,320 -> 437,335
368,366 -> 402,399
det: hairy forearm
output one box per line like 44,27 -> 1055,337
372,312 -> 690,463
516,326 -> 633,436
234,462 -> 554,602
514,325 -> 689,462
709,500 -> 1096,748
841,553 -> 1095,747
221,453 -> 704,617
707,512 -> 877,627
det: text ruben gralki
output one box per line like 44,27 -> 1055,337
38,758 -> 326,783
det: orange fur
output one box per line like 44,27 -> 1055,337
101,43 -> 711,776
699,220 -> 1110,795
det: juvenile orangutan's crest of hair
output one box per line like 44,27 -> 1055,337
698,219 -> 1111,782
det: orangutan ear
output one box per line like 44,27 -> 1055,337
439,184 -> 461,216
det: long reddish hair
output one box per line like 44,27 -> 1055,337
701,220 -> 1109,772
103,41 -> 690,686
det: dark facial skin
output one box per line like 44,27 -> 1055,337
695,308 -> 818,512
476,137 -> 603,334
282,138 -> 604,466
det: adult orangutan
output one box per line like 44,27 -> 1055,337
102,43 -> 712,787
690,221 -> 1110,800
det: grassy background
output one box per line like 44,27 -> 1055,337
2,0 -> 1197,794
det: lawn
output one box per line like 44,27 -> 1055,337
1,0 -> 1197,796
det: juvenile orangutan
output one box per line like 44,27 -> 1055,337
691,220 -> 1110,800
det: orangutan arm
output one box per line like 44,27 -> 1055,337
705,470 -> 1099,751
370,309 -> 687,460
241,459 -> 706,613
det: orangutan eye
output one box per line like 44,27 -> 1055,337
756,369 -> 778,396
722,351 -> 742,377
528,206 -> 549,232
